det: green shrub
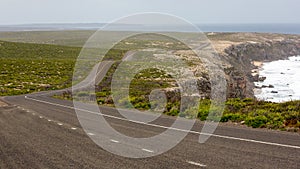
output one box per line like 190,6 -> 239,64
221,113 -> 246,122
197,99 -> 211,121
167,107 -> 179,116
226,98 -> 247,112
198,108 -> 209,121
265,113 -> 284,129
245,116 -> 268,128
97,98 -> 105,105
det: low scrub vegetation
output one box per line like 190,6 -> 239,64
211,98 -> 299,130
0,40 -> 80,96
1,39 -> 298,132
93,91 -> 300,131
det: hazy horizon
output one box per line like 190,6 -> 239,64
1,0 -> 299,25
1,22 -> 300,34
1,22 -> 300,26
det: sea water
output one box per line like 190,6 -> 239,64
254,56 -> 300,102
1,23 -> 300,34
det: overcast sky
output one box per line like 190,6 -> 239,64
0,0 -> 299,25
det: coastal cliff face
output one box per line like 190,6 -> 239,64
221,38 -> 300,98
163,34 -> 300,100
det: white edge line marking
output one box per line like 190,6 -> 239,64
88,133 -> 95,136
142,148 -> 154,153
187,161 -> 206,167
25,95 -> 300,149
110,139 -> 119,143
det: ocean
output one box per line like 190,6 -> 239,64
254,56 -> 300,102
0,23 -> 300,34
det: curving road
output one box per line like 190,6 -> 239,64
1,54 -> 300,168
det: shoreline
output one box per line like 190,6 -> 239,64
252,56 -> 300,102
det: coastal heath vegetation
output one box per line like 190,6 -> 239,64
0,39 -> 299,132
0,40 -> 80,96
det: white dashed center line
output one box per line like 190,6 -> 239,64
39,116 -> 43,119
142,148 -> 154,153
48,119 -> 52,122
110,139 -> 119,143
71,127 -> 77,130
57,123 -> 63,126
187,161 -> 206,167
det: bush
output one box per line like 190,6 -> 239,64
97,98 -> 105,105
221,113 -> 245,122
167,107 -> 179,116
265,113 -> 284,129
245,116 -> 268,128
198,108 -> 209,121
226,98 -> 247,112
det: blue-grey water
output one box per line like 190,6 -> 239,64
0,23 -> 300,34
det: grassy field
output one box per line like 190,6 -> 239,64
0,40 -> 80,96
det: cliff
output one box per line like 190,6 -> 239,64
218,35 -> 300,98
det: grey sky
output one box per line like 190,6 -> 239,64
0,0 -> 299,25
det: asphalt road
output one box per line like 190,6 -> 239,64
1,94 -> 300,169
1,53 -> 300,168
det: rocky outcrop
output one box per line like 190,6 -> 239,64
222,39 -> 300,98
224,40 -> 300,62
162,39 -> 300,100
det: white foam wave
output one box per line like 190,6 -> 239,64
254,56 -> 300,102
